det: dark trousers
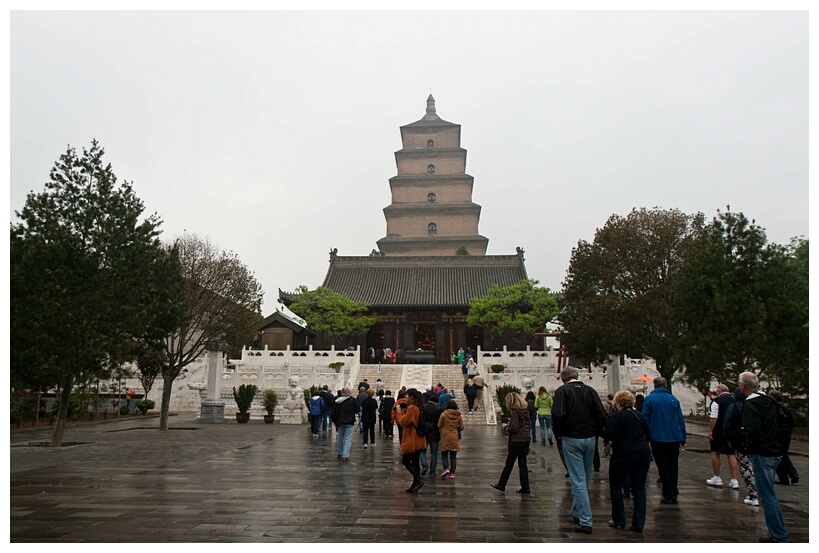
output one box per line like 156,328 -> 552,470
362,422 -> 375,444
467,396 -> 475,411
593,437 -> 601,471
308,414 -> 320,434
402,450 -> 422,486
382,419 -> 393,437
441,450 -> 458,473
776,454 -> 799,483
609,449 -> 651,528
651,441 -> 681,500
497,441 -> 530,490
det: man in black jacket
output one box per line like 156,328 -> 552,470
552,367 -> 607,534
740,371 -> 789,543
320,385 -> 335,434
332,387 -> 357,463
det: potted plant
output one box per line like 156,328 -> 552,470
329,361 -> 344,373
490,364 -> 506,373
262,389 -> 278,423
233,384 -> 258,423
495,383 -> 521,424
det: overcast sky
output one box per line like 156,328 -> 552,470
9,10 -> 809,315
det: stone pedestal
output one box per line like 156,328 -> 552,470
278,410 -> 306,424
198,399 -> 226,424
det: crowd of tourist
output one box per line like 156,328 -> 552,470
312,367 -> 795,542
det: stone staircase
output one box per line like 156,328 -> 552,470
355,363 -> 494,425
431,364 -> 489,426
355,363 -> 403,395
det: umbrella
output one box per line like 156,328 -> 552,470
632,374 -> 653,382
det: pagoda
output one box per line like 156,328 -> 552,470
377,95 -> 489,256
281,97 -> 528,363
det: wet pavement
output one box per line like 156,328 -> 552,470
9,414 -> 809,543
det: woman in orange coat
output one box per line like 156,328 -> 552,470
394,388 -> 427,493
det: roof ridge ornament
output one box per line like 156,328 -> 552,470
424,94 -> 438,120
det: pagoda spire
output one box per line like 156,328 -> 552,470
424,94 -> 438,120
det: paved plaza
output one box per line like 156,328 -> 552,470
9,413 -> 809,543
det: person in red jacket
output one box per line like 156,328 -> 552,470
394,388 -> 427,493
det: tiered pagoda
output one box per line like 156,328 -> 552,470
282,97 -> 529,363
376,95 -> 489,256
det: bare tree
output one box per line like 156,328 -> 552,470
146,234 -> 263,431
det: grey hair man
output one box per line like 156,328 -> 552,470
552,367 -> 607,534
739,372 -> 789,542
641,376 -> 686,504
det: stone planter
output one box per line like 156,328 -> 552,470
235,412 -> 251,423
263,414 -> 276,424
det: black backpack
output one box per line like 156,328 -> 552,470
416,409 -> 435,437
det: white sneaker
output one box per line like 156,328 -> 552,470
744,497 -> 759,506
729,479 -> 739,489
706,476 -> 724,487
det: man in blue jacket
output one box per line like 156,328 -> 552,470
642,376 -> 686,504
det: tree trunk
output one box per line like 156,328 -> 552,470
34,388 -> 42,427
159,377 -> 174,431
50,374 -> 75,447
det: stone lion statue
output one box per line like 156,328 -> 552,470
521,377 -> 535,392
287,375 -> 303,403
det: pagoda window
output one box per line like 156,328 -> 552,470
428,223 -> 437,235
427,164 -> 435,175
427,139 -> 434,148
428,193 -> 436,204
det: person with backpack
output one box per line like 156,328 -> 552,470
706,383 -> 740,489
723,386 -> 759,507
394,388 -> 427,493
739,372 -> 789,542
437,399 -> 464,480
490,392 -> 532,493
769,390 -> 799,485
419,395 -> 442,476
320,385 -> 335,433
525,391 -> 538,443
308,389 -> 323,438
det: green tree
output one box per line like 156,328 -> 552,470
141,234 -> 263,431
467,279 -> 559,349
10,140 -> 183,446
287,286 -> 376,346
559,208 -> 704,390
674,209 -> 808,394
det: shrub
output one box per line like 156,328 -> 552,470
233,384 -> 259,414
136,399 -> 155,414
51,394 -> 82,418
491,364 -> 505,373
329,361 -> 344,373
119,405 -> 130,416
495,384 -> 521,415
303,385 -> 321,409
262,390 -> 278,415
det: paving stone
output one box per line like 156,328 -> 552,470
10,413 -> 809,542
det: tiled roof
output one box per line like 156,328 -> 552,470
320,254 -> 528,309
258,310 -> 315,336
